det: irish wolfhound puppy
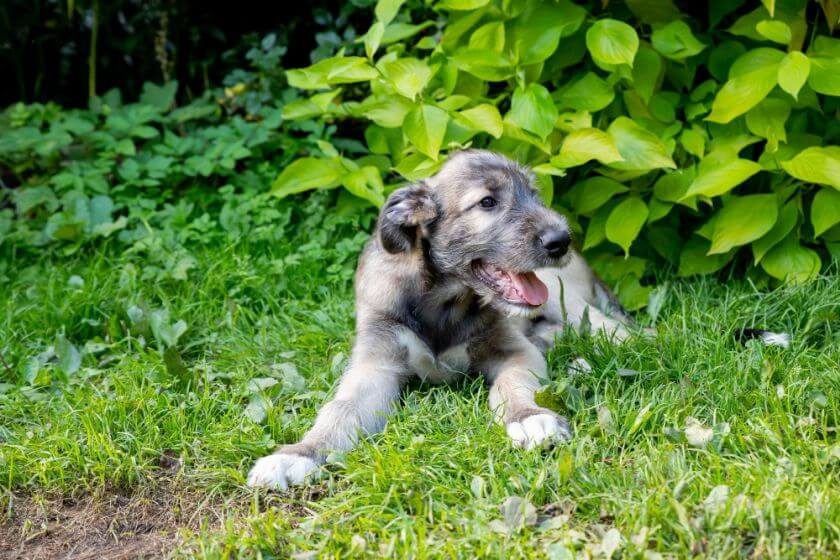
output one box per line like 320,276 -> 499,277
248,150 -> 634,489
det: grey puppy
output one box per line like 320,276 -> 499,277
248,150 -> 634,490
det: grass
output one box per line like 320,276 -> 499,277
1,226 -> 839,558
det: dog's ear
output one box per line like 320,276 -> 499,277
378,183 -> 439,254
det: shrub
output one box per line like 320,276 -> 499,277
274,0 -> 840,309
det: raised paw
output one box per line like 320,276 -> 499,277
247,453 -> 319,490
506,409 -> 572,450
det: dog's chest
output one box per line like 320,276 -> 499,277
399,331 -> 471,383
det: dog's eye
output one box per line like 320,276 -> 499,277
478,196 -> 497,209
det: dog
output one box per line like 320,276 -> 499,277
247,150 -> 637,490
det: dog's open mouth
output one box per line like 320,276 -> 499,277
473,261 -> 548,307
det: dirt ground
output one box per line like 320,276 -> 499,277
0,477 -> 262,560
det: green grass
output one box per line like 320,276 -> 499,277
1,235 -> 839,559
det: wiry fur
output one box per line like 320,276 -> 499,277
247,150 -> 636,490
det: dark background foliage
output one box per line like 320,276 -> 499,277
0,0 -> 376,106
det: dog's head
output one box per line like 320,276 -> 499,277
378,150 -> 571,316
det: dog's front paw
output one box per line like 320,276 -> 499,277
247,453 -> 319,490
506,408 -> 572,450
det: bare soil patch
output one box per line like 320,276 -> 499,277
0,481 -> 247,560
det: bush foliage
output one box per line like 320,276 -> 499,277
274,0 -> 840,310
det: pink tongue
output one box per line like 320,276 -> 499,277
510,271 -> 549,306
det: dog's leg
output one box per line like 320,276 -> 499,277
479,336 -> 572,450
247,333 -> 406,490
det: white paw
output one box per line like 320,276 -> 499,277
247,453 -> 319,490
507,413 -> 572,450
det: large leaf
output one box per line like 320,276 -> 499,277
375,0 -> 404,25
756,20 -> 791,44
781,146 -> 840,190
761,235 -> 821,283
510,0 -> 586,65
455,104 -> 503,138
451,48 -> 515,81
354,95 -> 414,128
556,72 -> 615,112
552,128 -> 623,168
469,21 -> 505,51
606,117 -> 676,170
651,21 -> 706,60
752,199 -> 799,263
706,63 -> 779,123
569,176 -> 628,215
678,237 -> 733,276
810,56 -> 840,95
380,58 -> 432,100
404,104 -> 450,160
586,19 -> 639,68
812,188 -> 840,237
632,45 -> 664,104
709,194 -> 778,254
506,83 -> 558,141
287,56 -> 378,89
777,51 -> 810,99
272,158 -> 346,198
606,196 -> 649,256
682,155 -> 762,198
745,98 -> 790,152
341,166 -> 386,207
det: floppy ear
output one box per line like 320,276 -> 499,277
378,183 -> 439,254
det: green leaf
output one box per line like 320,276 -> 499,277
556,72 -> 615,112
139,81 -> 178,111
271,158 -> 346,198
651,21 -> 706,60
761,235 -> 821,283
363,22 -> 385,59
745,98 -> 790,153
755,20 -> 791,45
808,56 -> 840,96
631,45 -> 663,104
552,128 -> 623,168
56,334 -> 81,375
438,0 -> 490,9
375,0 -> 404,25
569,176 -> 628,215
586,19 -> 639,68
355,94 -> 414,128
282,89 -> 340,120
680,128 -> 705,159
777,51 -> 810,99
510,0 -> 586,65
287,56 -> 378,89
469,21 -> 505,51
606,196 -> 649,256
606,117 -> 676,171
341,166 -> 386,207
812,188 -> 840,237
654,167 -> 696,203
709,194 -> 778,254
382,21 -> 436,45
506,84 -> 558,141
682,156 -> 762,199
780,146 -> 840,190
678,237 -> 733,276
706,64 -> 779,123
455,104 -> 503,138
450,48 -> 515,81
404,104 -> 450,160
380,58 -> 432,100
616,276 -> 652,312
753,200 -> 799,263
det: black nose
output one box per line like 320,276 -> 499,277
539,228 -> 570,258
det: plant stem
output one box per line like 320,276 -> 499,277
88,0 -> 99,98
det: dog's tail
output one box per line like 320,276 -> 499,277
734,328 -> 791,348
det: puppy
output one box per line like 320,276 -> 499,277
248,150 -> 634,490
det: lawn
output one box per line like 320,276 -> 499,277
1,206 -> 838,559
